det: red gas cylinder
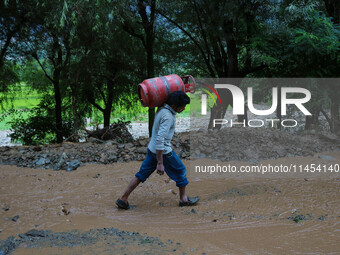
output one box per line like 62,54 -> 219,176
138,74 -> 196,107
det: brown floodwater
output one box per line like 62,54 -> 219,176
0,151 -> 339,254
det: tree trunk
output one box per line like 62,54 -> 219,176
330,95 -> 340,133
277,86 -> 282,130
305,106 -> 320,130
103,109 -> 111,128
53,39 -> 63,144
0,12 -> 27,68
53,80 -> 63,143
147,43 -> 155,137
144,0 -> 156,138
208,20 -> 244,129
208,89 -> 232,129
71,84 -> 79,142
103,78 -> 115,127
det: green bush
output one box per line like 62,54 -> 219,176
8,108 -> 56,145
8,98 -> 74,145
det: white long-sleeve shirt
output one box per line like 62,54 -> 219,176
147,104 -> 176,154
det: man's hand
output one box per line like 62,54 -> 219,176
157,162 -> 165,175
156,150 -> 165,175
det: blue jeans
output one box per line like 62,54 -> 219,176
135,149 -> 189,188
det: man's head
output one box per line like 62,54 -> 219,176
166,90 -> 190,113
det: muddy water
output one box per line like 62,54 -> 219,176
0,152 -> 339,254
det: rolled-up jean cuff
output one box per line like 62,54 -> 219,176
135,173 -> 146,183
176,179 -> 189,188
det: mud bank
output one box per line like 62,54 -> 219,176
0,151 -> 339,254
0,128 -> 339,170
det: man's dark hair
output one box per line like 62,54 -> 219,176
166,91 -> 190,107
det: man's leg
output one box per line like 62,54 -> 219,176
179,185 -> 188,203
163,150 -> 199,206
120,176 -> 141,203
116,149 -> 157,209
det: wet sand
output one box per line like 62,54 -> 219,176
0,152 -> 339,254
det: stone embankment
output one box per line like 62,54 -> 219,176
0,128 -> 339,171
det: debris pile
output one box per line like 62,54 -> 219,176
0,128 -> 339,170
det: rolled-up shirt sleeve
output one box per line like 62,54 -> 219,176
154,114 -> 172,151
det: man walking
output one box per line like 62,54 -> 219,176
116,91 -> 199,209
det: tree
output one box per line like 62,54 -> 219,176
69,0 -> 143,128
24,0 -> 78,143
260,0 -> 340,131
116,0 -> 158,137
0,0 -> 37,107
158,0 -> 272,128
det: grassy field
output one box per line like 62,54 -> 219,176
0,84 -> 41,130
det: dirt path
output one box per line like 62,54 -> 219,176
0,152 -> 339,254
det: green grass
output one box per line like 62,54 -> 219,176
1,84 -> 41,109
0,84 -> 41,130
0,110 -> 31,130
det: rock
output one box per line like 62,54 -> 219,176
66,160 -> 81,171
277,149 -> 286,157
54,152 -> 67,170
62,143 -> 74,149
127,146 -> 135,152
2,204 -> 10,211
24,229 -> 48,237
99,153 -> 107,163
0,237 -> 17,255
93,173 -> 100,178
318,155 -> 336,161
123,155 -> 131,161
138,139 -> 148,146
108,155 -> 117,162
33,146 -> 42,152
61,204 -> 71,215
35,158 -> 46,166
191,209 -> 198,214
18,234 -> 28,239
319,132 -> 339,142
125,143 -> 134,148
11,215 -> 19,222
88,137 -> 105,144
289,215 -> 307,223
136,147 -> 147,154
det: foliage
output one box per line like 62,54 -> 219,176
0,61 -> 19,109
1,0 -> 339,142
8,108 -> 56,145
254,0 -> 340,77
8,96 -> 73,145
